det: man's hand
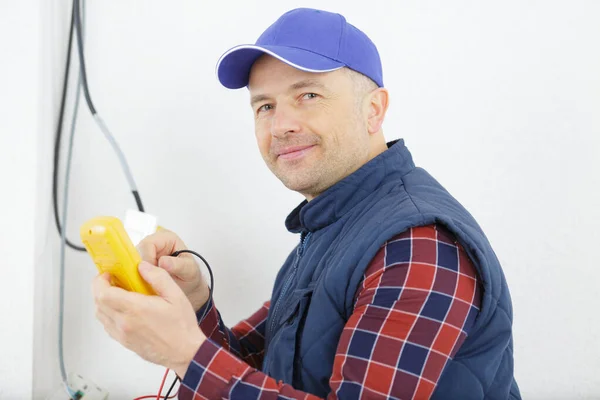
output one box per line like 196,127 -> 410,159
136,229 -> 209,312
92,261 -> 205,377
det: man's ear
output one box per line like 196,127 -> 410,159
366,88 -> 389,134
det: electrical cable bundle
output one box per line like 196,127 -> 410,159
53,0 -> 145,253
56,0 -> 146,396
54,2 -> 214,399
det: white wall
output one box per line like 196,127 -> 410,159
5,0 -> 598,399
31,0 -> 80,398
0,2 -> 43,399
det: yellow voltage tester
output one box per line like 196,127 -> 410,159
80,216 -> 156,295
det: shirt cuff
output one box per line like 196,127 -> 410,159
195,297 -> 212,322
178,339 -> 249,400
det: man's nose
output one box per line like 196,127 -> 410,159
270,103 -> 301,138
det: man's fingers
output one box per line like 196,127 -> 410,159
158,255 -> 199,281
91,272 -> 113,298
138,261 -> 182,300
92,273 -> 135,314
95,308 -> 115,332
95,308 -> 130,345
137,229 -> 188,265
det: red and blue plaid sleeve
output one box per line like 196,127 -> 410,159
178,224 -> 481,400
195,298 -> 270,369
330,224 -> 482,399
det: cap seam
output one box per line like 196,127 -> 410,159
266,44 -> 345,64
217,44 -> 347,68
336,14 -> 345,60
254,42 -> 345,65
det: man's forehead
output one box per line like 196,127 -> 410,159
248,56 -> 344,92
250,55 -> 314,83
250,53 -> 293,72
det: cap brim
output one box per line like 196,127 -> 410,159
216,44 -> 345,89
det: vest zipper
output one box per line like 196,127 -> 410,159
269,231 -> 312,337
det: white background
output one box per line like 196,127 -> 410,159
1,1 -> 599,399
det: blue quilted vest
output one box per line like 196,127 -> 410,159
261,140 -> 521,399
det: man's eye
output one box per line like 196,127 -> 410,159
303,93 -> 318,100
258,104 -> 273,113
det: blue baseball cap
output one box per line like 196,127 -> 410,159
215,8 -> 383,89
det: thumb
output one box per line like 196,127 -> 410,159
138,261 -> 181,300
158,255 -> 199,281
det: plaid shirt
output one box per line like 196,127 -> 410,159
179,224 -> 481,399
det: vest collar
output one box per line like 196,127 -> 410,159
285,139 -> 415,233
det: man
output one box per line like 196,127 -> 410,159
92,8 -> 521,399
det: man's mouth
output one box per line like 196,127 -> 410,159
276,145 -> 316,160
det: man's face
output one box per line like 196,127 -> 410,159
248,55 -> 372,200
